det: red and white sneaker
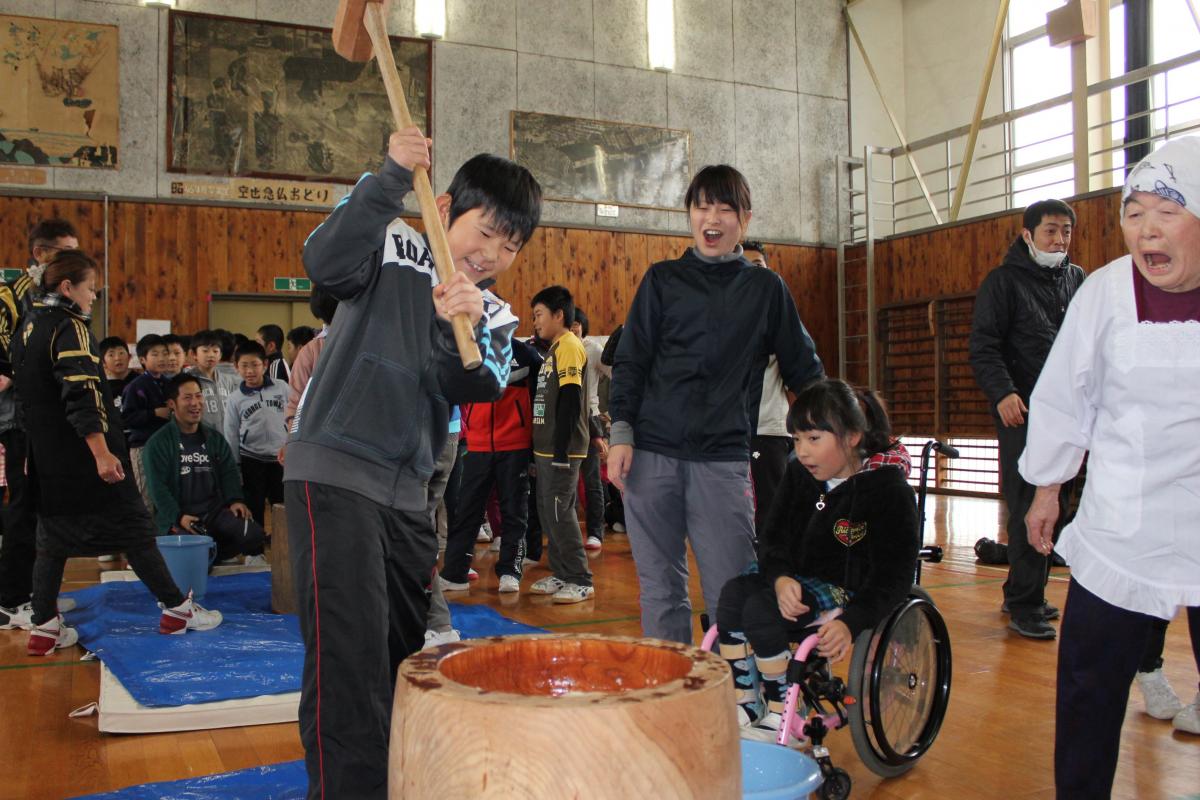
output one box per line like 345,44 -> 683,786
27,615 -> 79,656
159,592 -> 223,634
467,568 -> 480,582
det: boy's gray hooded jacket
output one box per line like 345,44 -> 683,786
284,159 -> 515,511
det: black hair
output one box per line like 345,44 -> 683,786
256,324 -> 284,350
308,287 -> 338,325
235,341 -> 267,363
786,379 -> 894,458
741,240 -> 768,259
215,329 -> 236,361
684,165 -> 752,216
287,325 -> 316,349
162,333 -> 186,351
572,306 -> 589,338
1022,199 -> 1075,232
135,333 -> 167,360
98,336 -> 128,358
166,372 -> 203,402
189,329 -> 222,350
28,219 -> 79,255
233,332 -> 250,349
446,154 -> 543,246
530,285 -> 575,329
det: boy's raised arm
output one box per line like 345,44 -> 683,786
303,158 -> 413,300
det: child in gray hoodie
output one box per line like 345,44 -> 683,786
223,341 -> 287,526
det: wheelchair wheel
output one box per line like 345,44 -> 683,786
847,586 -> 951,778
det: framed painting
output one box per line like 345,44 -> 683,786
0,14 -> 119,169
510,111 -> 692,210
167,11 -> 430,184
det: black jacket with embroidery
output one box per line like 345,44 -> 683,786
10,298 -> 140,516
757,453 -> 919,637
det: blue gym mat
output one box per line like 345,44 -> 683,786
72,760 -> 307,800
63,572 -> 545,708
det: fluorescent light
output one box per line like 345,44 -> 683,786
647,0 -> 675,72
142,0 -> 175,7
415,0 -> 446,39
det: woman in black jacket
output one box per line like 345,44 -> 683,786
11,250 -> 222,656
716,379 -> 918,735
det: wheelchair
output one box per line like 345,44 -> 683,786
702,440 -> 956,799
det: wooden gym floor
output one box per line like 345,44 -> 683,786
0,494 -> 1196,799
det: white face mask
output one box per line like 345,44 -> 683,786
1024,233 -> 1066,269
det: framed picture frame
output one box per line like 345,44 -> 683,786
166,11 -> 431,184
509,111 -> 692,211
0,14 -> 120,169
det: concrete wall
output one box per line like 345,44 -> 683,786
848,0 -> 1008,232
0,0 -> 851,244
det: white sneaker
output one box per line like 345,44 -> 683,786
739,711 -> 783,742
552,583 -> 595,604
160,593 -> 223,634
1174,692 -> 1200,734
529,576 -> 566,595
0,602 -> 34,630
243,554 -> 270,567
422,628 -> 461,650
437,574 -> 470,592
611,522 -> 626,533
476,522 -> 493,542
1135,668 -> 1185,719
27,615 -> 78,656
498,575 -> 520,593
585,536 -> 602,551
56,597 -> 77,613
489,536 -> 502,552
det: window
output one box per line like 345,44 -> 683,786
1005,0 -> 1200,206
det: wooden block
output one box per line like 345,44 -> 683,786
269,502 -> 295,614
1047,0 -> 1098,47
390,635 -> 741,798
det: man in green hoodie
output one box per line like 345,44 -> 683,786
143,374 -> 266,563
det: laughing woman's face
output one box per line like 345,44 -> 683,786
1122,190 -> 1200,293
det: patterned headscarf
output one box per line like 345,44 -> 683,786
1122,135 -> 1200,220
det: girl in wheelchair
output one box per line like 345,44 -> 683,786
717,378 -> 919,736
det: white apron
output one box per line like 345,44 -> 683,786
1020,256 -> 1200,619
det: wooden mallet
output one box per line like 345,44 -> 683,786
333,0 -> 482,370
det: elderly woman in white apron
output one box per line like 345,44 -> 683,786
1021,136 -> 1200,798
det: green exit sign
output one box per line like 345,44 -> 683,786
274,277 -> 312,292
0,269 -> 24,282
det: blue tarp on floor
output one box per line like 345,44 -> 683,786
65,573 -> 302,708
63,572 -> 545,708
72,760 -> 307,800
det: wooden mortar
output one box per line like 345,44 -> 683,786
390,634 -> 740,798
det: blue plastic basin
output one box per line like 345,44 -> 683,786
741,739 -> 824,800
155,534 -> 217,602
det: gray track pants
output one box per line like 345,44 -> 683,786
623,450 -> 756,643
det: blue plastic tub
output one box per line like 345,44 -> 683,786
155,534 -> 217,602
741,739 -> 824,800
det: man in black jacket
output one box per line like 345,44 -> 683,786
969,199 -> 1085,640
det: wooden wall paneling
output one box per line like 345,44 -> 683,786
0,195 -> 104,269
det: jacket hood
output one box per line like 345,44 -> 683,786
863,440 -> 912,478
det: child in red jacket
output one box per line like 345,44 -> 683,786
439,337 -> 543,593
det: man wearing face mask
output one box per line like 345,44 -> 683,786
969,199 -> 1085,640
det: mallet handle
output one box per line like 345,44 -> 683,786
363,2 -> 482,370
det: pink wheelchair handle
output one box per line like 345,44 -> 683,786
701,624 -> 720,652
776,634 -> 822,746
